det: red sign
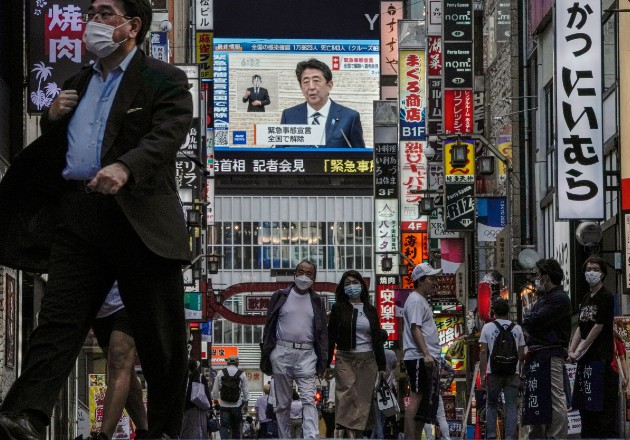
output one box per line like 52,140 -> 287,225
443,89 -> 473,134
427,36 -> 442,76
377,284 -> 399,341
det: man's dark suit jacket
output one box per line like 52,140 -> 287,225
242,86 -> 270,112
0,49 -> 193,272
280,99 -> 365,148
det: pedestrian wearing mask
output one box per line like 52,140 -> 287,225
327,270 -> 386,438
260,260 -> 328,439
567,256 -> 616,438
402,263 -> 443,440
521,258 -> 571,439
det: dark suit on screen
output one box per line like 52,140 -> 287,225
0,49 -> 192,438
280,99 -> 365,147
242,86 -> 270,112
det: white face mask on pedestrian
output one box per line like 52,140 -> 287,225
83,20 -> 131,58
294,275 -> 313,291
584,270 -> 602,287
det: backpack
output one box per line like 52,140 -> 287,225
220,368 -> 243,403
489,321 -> 518,376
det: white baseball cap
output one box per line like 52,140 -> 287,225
411,263 -> 442,281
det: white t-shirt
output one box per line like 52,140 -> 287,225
351,304 -> 373,352
402,291 -> 441,360
479,319 -> 526,374
276,288 -> 314,343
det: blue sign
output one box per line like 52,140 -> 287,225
233,131 -> 247,144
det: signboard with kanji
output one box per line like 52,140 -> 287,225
27,1 -> 93,113
211,346 -> 239,365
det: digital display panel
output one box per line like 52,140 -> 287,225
211,0 -> 381,153
213,38 -> 380,152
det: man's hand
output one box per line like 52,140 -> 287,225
423,354 -> 435,369
253,100 -> 262,106
87,162 -> 130,194
48,90 -> 79,121
244,90 -> 251,98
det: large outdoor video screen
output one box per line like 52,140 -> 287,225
213,0 -> 381,152
213,38 -> 380,151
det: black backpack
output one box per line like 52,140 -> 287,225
220,368 -> 243,403
489,321 -> 518,376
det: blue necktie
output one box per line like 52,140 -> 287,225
312,112 -> 321,125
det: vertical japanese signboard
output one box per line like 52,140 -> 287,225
375,143 -> 399,199
555,0 -> 603,219
377,284 -> 399,341
444,139 -> 475,231
196,0 -> 213,30
375,199 -> 399,275
399,49 -> 427,140
442,0 -> 474,135
27,1 -> 93,113
380,1 -> 403,76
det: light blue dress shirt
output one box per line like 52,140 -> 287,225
63,47 -> 137,180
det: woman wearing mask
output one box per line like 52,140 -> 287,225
567,256 -> 616,438
327,270 -> 386,438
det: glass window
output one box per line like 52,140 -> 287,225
603,14 -> 616,94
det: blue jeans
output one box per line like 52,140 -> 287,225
486,373 -> 520,440
220,406 -> 243,439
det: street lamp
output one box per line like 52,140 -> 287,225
187,208 -> 202,228
207,254 -> 222,274
449,135 -> 468,168
477,156 -> 495,175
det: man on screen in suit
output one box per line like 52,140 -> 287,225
280,58 -> 365,148
0,1 -> 191,438
242,74 -> 271,112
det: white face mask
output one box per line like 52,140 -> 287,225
83,20 -> 131,58
585,270 -> 602,287
294,275 -> 313,291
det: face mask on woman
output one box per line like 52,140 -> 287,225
344,284 -> 362,298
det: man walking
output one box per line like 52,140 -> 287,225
260,260 -> 328,438
0,1 -> 192,438
521,258 -> 571,438
403,263 -> 443,440
213,356 -> 249,439
479,297 -> 525,440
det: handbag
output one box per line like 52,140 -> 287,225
265,395 -> 277,420
191,375 -> 211,410
375,378 -> 399,417
207,414 -> 220,433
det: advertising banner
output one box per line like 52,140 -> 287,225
555,0 -> 603,219
196,32 -> 213,79
444,183 -> 474,231
442,0 -> 473,42
211,346 -> 239,365
375,143 -> 399,199
380,1 -> 403,75
442,42 -> 473,89
150,32 -> 169,62
427,0 -> 443,35
476,197 -> 507,242
377,284 -> 399,341
27,0 -> 93,113
444,139 -> 475,182
400,140 -> 429,227
375,199 -> 399,276
443,89 -> 473,134
399,50 -> 427,140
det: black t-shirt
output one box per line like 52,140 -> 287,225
578,286 -> 614,362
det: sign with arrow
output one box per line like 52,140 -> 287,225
445,183 -> 474,231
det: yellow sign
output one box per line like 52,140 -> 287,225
196,31 -> 213,79
444,140 -> 475,182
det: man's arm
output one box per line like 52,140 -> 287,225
522,292 -> 570,330
211,371 -> 222,400
349,113 -> 365,147
241,372 -> 250,403
260,89 -> 271,106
